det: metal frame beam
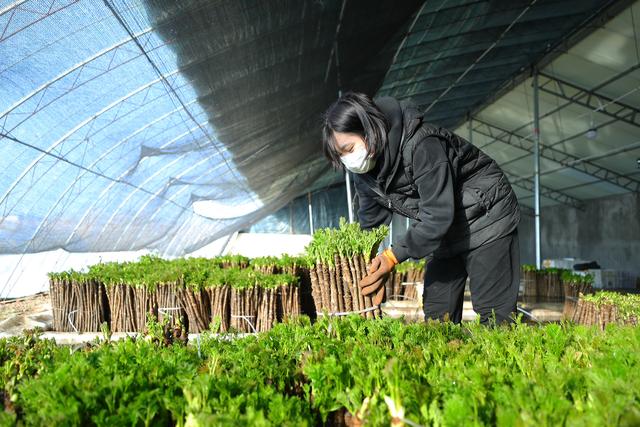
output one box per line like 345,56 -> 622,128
538,72 -> 640,129
345,171 -> 354,223
512,140 -> 640,189
0,0 -> 79,43
533,70 -> 542,268
493,114 -> 620,170
505,171 -> 584,210
470,62 -> 640,155
473,119 -> 640,193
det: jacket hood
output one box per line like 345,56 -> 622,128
372,96 -> 423,190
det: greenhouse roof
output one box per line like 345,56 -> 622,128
0,0 -> 638,260
453,1 -> 640,209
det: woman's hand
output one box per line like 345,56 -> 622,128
360,249 -> 398,305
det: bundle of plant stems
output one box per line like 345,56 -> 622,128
572,291 -> 639,329
206,278 -> 231,333
521,266 -> 567,303
541,268 -> 565,302
48,270 -> 107,332
251,254 -> 311,320
48,272 -> 78,332
521,264 -> 538,303
251,256 -> 281,275
385,259 -> 425,302
306,219 -> 389,319
225,269 -> 299,333
561,271 -> 595,319
87,256 -> 185,333
228,271 -> 261,333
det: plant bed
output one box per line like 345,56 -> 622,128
49,256 -> 305,334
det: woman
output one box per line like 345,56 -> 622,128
321,92 -> 520,324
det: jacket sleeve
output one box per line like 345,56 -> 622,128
391,138 -> 455,262
352,173 -> 392,230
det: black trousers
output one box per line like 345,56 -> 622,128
423,230 -> 520,324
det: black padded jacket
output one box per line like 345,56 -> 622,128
353,96 -> 520,262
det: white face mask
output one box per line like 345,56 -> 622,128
340,145 -> 375,174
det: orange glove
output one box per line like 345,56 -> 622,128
360,248 -> 398,305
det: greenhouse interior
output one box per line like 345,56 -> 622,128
1,0 -> 640,425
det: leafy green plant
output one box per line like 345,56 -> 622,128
0,329 -> 62,418
16,338 -> 199,426
561,270 -> 594,286
4,317 -> 640,426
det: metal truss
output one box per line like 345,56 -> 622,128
538,72 -> 640,129
0,28 -> 169,137
473,119 -> 640,193
0,0 -> 79,43
472,63 -> 640,154
503,171 -> 584,210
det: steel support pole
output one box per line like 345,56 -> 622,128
533,70 -> 542,269
345,171 -> 354,223
338,87 -> 354,225
307,192 -> 314,235
289,201 -> 294,234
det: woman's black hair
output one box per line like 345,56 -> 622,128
321,91 -> 389,169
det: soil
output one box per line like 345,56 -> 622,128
0,292 -> 52,334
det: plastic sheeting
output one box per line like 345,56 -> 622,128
0,0 -> 421,259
